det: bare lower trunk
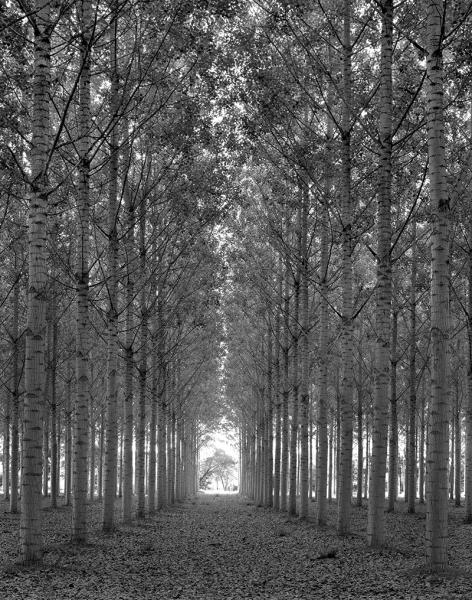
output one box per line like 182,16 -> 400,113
419,390 -> 425,504
454,389 -> 461,506
157,305 -> 167,510
64,366 -> 72,506
288,220 -> 300,517
387,308 -> 398,512
280,242 -> 290,512
148,337 -> 158,513
357,377 -> 363,508
136,196 -> 147,519
273,265 -> 282,510
299,185 -> 310,519
10,273 -> 20,513
466,169 -> 472,519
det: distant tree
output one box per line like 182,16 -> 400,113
199,449 -> 237,491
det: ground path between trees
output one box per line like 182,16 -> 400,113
1,494 -> 472,599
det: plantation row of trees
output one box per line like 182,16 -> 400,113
0,0 -> 233,563
222,0 -> 472,573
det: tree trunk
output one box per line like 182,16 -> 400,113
148,332 -> 158,513
454,387 -> 461,506
3,392 -> 10,502
157,302 -> 167,510
89,413 -> 95,502
10,270 -> 20,513
337,0 -> 354,536
42,404 -> 49,498
299,184 -> 310,519
408,222 -> 417,514
466,111 -> 472,519
102,5 -> 120,532
288,211 -> 300,517
419,389 -> 425,504
273,263 -> 282,510
136,195 -> 147,519
264,319 -> 274,508
64,364 -> 72,506
317,44 -> 332,526
21,0 -> 51,563
122,117 -> 135,523
357,370 -> 363,508
72,0 -> 92,542
328,416 -> 333,502
426,0 -> 450,570
280,239 -> 290,512
387,307 -> 398,511
367,0 -> 393,546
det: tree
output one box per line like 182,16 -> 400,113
199,449 -> 237,491
368,0 -> 393,547
21,0 -> 51,564
72,0 -> 92,544
425,0 -> 450,571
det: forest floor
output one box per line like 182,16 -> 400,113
1,494 -> 472,599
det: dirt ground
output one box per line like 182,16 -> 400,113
1,494 -> 472,599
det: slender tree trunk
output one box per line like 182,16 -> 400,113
419,390 -> 425,504
426,0 -> 450,570
89,414 -> 95,502
299,184 -> 310,519
264,318 -> 274,508
42,404 -> 49,498
64,365 -> 72,506
21,0 -> 51,563
288,210 -> 301,516
454,388 -> 461,506
136,196 -> 147,518
273,264 -> 282,510
328,416 -> 333,502
357,373 -> 363,508
466,110 -> 472,520
368,0 -> 393,546
122,119 -> 135,523
387,308 -> 398,511
10,272 -> 20,513
50,313 -> 58,510
3,393 -> 10,502
157,304 -> 167,510
72,0 -> 92,542
338,0 -> 354,536
98,408 -> 104,501
449,420 -> 454,501
364,414 -> 370,499
408,222 -> 417,514
280,240 -> 290,512
103,5 -> 120,532
148,333 -> 158,513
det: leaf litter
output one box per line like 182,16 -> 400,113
0,495 -> 472,599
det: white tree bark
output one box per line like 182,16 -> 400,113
102,5 -> 120,532
426,0 -> 450,571
367,0 -> 393,546
337,0 -> 354,536
72,0 -> 92,543
21,0 -> 51,563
